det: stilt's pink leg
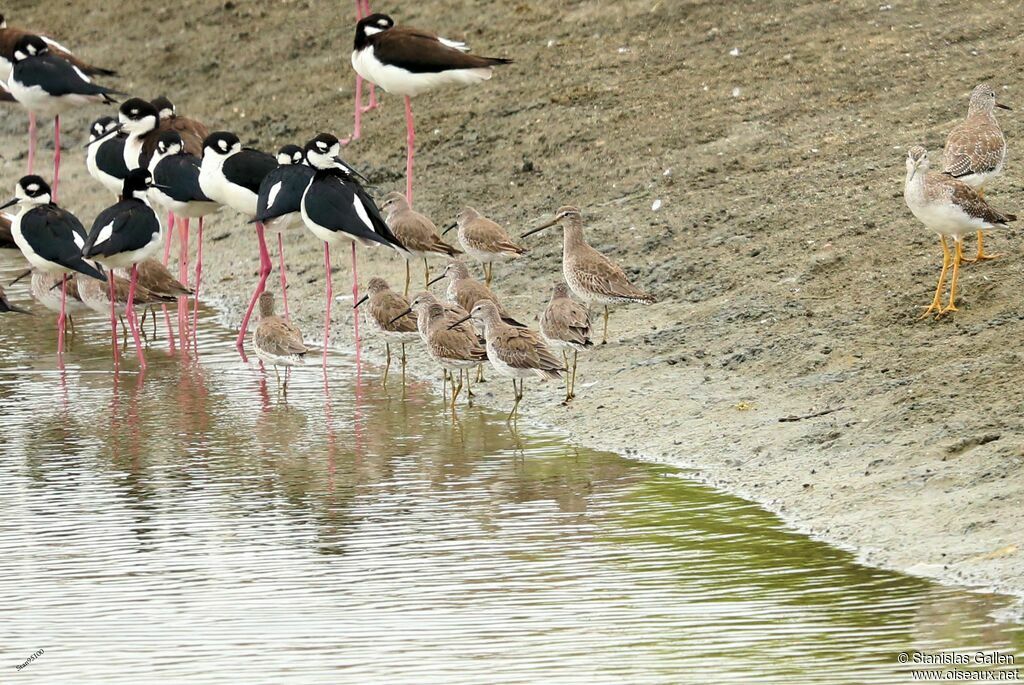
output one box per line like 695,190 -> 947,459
360,1 -> 378,113
108,269 -> 120,369
127,264 -> 147,370
351,241 -> 361,362
323,243 -> 332,367
163,213 -> 175,265
192,217 -> 204,338
235,222 -> 272,353
178,217 -> 190,348
278,232 -> 290,320
57,274 -> 67,356
27,112 -> 36,174
404,96 -> 415,206
343,0 -> 365,146
52,115 -> 61,202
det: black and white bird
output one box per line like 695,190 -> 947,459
0,13 -> 117,82
82,169 -> 164,369
150,95 -> 209,158
198,131 -> 279,354
110,97 -> 161,171
0,175 -> 106,354
350,13 -> 511,205
300,132 -> 405,360
85,115 -> 128,198
7,35 -> 119,199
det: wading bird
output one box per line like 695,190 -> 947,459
540,281 -> 593,403
380,192 -> 460,295
444,206 -> 525,286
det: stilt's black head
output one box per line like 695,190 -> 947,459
119,98 -> 160,134
121,169 -> 153,200
354,13 -> 395,49
150,96 -> 176,120
202,131 -> 241,159
277,144 -> 304,166
155,131 -> 185,157
89,116 -> 119,142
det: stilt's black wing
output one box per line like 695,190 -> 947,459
223,148 -> 277,194
153,154 -> 211,203
22,206 -> 106,279
83,201 -> 160,259
97,135 -> 129,180
255,164 -> 315,223
14,55 -> 120,98
303,174 -> 405,250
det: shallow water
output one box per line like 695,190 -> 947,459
0,256 -> 1021,684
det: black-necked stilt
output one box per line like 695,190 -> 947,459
82,169 -> 164,369
198,130 -> 278,354
0,283 -> 30,314
350,13 -> 511,205
149,130 -> 220,342
253,144 -> 316,320
0,13 -> 117,82
0,175 -> 106,355
253,292 -> 308,392
86,115 -> 128,198
344,0 -> 379,144
300,132 -> 406,364
379,191 -> 460,295
111,97 -> 160,171
7,35 -> 119,200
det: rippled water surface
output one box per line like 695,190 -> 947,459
1,257 -> 1021,684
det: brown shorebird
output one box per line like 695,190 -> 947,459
78,274 -> 173,346
253,292 -> 308,391
443,207 -> 526,286
0,283 -> 29,314
540,282 -> 593,403
942,84 -> 1010,262
0,212 -> 15,248
29,270 -> 88,337
120,258 -> 192,339
428,259 -> 525,326
380,192 -> 461,295
406,295 -> 486,413
523,206 -> 655,344
904,146 -> 1016,318
354,277 -> 420,387
450,300 -> 563,422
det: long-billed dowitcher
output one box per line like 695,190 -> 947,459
904,146 -> 1016,318
253,292 -> 308,392
407,294 -> 486,412
350,13 -> 511,205
523,206 -> 655,344
443,206 -> 526,286
943,84 -> 1010,262
354,277 -> 420,387
540,282 -> 593,403
380,192 -> 461,295
428,259 -> 525,327
450,300 -> 563,422
2,175 -> 106,356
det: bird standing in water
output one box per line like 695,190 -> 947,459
253,292 -> 308,393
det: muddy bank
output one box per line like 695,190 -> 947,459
3,0 -> 1023,610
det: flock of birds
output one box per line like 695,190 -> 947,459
0,6 -> 656,421
904,83 -> 1016,317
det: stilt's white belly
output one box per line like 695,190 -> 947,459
351,48 -> 492,97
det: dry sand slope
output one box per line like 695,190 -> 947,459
2,0 -> 1023,606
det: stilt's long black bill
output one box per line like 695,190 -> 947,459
389,307 -> 413,325
448,314 -> 472,330
353,294 -> 368,309
0,198 -> 19,210
84,124 -> 122,148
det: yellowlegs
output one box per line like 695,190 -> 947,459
380,192 -> 461,295
353,277 -> 420,387
540,282 -> 593,403
903,146 -> 1016,317
942,84 -> 1010,262
253,292 -> 308,391
523,206 -> 655,344
449,300 -> 563,422
443,206 -> 526,286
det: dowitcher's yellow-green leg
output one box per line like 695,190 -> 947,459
423,258 -> 430,288
920,236 -> 951,319
382,342 -> 391,388
404,261 -> 411,298
508,378 -> 524,423
602,305 -> 609,344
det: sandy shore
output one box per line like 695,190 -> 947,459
3,0 -> 1022,612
